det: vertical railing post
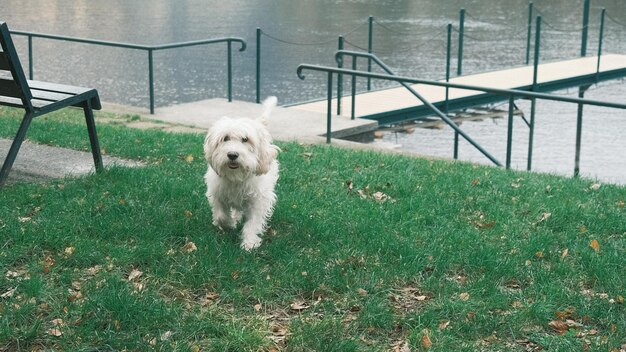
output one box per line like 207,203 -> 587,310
596,8 -> 605,80
525,2 -> 533,65
528,16 -> 541,170
506,95 -> 515,169
148,49 -> 155,114
447,24 -> 459,159
337,36 -> 344,115
326,72 -> 333,144
457,8 -> 465,76
367,15 -> 373,91
256,28 -> 261,104
351,56 -> 357,120
227,41 -> 233,102
27,35 -> 33,79
581,0 -> 590,57
575,0 -> 591,177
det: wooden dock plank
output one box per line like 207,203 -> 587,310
290,54 -> 626,121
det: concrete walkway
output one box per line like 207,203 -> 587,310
0,138 -> 143,185
1,98 -> 379,185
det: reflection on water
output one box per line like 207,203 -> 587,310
1,0 -> 625,183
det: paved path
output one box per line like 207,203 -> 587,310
1,98 -> 379,184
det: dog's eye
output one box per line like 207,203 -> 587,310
242,137 -> 249,143
223,136 -> 230,142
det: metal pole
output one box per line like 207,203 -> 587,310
367,16 -> 373,91
596,8 -> 605,79
227,41 -> 232,102
447,23 -> 459,158
256,27 -> 261,103
574,86 -> 589,177
528,16 -> 541,170
581,0 -> 590,57
457,8 -> 465,76
351,57 -> 357,120
148,49 -> 154,114
525,2 -> 533,65
28,35 -> 33,79
506,95 -> 515,169
337,36 -> 344,115
326,72 -> 333,144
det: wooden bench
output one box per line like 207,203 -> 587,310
0,21 -> 103,187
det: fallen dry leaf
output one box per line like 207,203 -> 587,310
290,300 -> 310,311
184,210 -> 193,218
128,269 -> 143,281
548,320 -> 569,335
1,288 -> 16,298
617,295 -> 624,304
438,320 -> 450,330
421,334 -> 433,349
537,212 -> 552,223
590,183 -> 601,190
357,288 -> 368,296
47,328 -> 63,337
160,330 -> 173,341
459,292 -> 470,301
589,239 -> 600,252
86,265 -> 101,276
64,247 -> 75,257
185,154 -> 194,163
561,248 -> 569,258
182,241 -> 197,253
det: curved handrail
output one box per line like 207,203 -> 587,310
10,29 -> 247,113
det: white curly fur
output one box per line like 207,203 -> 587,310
203,97 -> 280,250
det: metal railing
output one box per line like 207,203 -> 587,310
10,29 -> 247,114
296,57 -> 626,177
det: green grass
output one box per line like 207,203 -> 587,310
0,107 -> 625,351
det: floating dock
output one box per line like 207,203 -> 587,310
290,54 -> 626,125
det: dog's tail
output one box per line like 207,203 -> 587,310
260,96 -> 278,124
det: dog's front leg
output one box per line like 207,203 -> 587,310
210,198 -> 237,231
240,201 -> 270,251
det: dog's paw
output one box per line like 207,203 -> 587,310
240,236 -> 262,251
213,218 -> 236,231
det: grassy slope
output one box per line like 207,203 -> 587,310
0,108 -> 624,351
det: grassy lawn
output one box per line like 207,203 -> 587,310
0,107 -> 624,351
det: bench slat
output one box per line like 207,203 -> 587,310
0,77 -> 24,98
0,52 -> 10,70
28,80 -> 94,95
30,89 -> 74,103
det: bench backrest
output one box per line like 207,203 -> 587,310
0,22 -> 33,110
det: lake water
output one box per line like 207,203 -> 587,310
2,0 -> 625,184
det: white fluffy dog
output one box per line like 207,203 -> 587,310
203,97 -> 280,250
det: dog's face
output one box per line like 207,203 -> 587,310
204,117 -> 279,180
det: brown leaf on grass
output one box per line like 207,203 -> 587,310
617,295 -> 624,304
537,212 -> 552,224
184,210 -> 193,218
548,320 -> 569,335
459,292 -> 470,301
64,247 -> 75,257
438,320 -> 450,330
128,269 -> 143,282
357,288 -> 368,296
290,300 -> 310,312
616,200 -> 625,208
1,288 -> 16,299
589,239 -> 600,252
182,241 -> 197,253
47,328 -> 63,337
86,265 -> 101,276
421,334 -> 433,349
184,154 -> 194,163
561,248 -> 569,258
589,183 -> 601,191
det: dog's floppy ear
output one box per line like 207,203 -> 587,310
255,142 -> 280,175
203,128 -> 221,176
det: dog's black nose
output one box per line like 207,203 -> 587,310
227,152 -> 239,161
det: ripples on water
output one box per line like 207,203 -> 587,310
2,0 -> 625,184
